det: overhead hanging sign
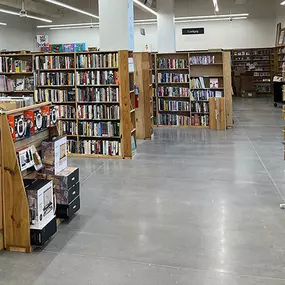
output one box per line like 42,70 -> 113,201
182,28 -> 204,35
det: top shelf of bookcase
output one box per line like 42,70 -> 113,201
33,52 -> 75,56
0,53 -> 33,57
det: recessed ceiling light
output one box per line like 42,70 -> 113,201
133,0 -> 158,16
44,0 -> 99,19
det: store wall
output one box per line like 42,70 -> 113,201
42,17 -> 275,52
136,18 -> 276,52
0,16 -> 36,51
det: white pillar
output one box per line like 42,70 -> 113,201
99,0 -> 134,51
157,0 -> 176,53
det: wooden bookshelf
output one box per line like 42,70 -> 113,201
0,53 -> 35,98
152,51 -> 232,129
134,52 -> 154,140
0,103 -> 57,253
231,48 -> 274,95
34,50 -> 136,159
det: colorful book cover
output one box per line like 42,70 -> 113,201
63,44 -> 74,52
51,44 -> 63,53
74,43 -> 86,52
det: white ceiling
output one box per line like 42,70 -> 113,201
0,0 -> 282,24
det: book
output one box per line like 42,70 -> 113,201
210,78 -> 219,88
63,44 -> 75,52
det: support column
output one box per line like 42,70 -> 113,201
157,0 -> 176,53
99,0 -> 134,51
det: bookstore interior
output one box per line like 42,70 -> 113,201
1,0 -> 285,283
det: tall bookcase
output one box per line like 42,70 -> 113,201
153,51 -> 232,129
276,46 -> 285,74
0,52 -> 35,99
134,52 -> 154,140
34,50 -> 136,159
231,48 -> 274,95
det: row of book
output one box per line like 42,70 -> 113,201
189,55 -> 216,65
78,140 -> 121,156
190,77 -> 220,89
78,87 -> 119,102
157,58 -> 188,69
60,121 -> 77,135
0,57 -> 32,73
158,87 -> 189,97
35,89 -> 76,103
35,55 -> 75,70
158,113 -> 209,127
159,100 -> 190,111
76,71 -> 118,85
191,90 -> 223,101
67,140 -> 77,153
77,53 -> 118,69
191,102 -> 209,113
59,105 -> 76,119
0,75 -> 34,91
37,72 -> 74,86
158,73 -> 189,83
192,114 -> 209,127
0,96 -> 34,108
158,114 -> 191,126
78,105 -> 120,120
78,122 -> 120,137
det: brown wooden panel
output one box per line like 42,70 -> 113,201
216,98 -> 226,130
223,51 -> 233,128
209,98 -> 217,130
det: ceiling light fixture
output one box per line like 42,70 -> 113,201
133,0 -> 158,16
0,22 -> 7,26
281,1 -> 285,5
176,17 -> 247,23
50,25 -> 99,30
213,0 -> 219,12
37,22 -> 98,28
176,13 -> 249,20
44,0 -> 99,19
0,8 -> 52,23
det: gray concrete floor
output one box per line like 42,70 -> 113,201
1,97 -> 285,284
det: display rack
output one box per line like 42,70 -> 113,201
231,48 -> 274,95
134,52 -> 154,140
33,50 -> 136,159
276,46 -> 285,74
0,102 -> 57,253
0,52 -> 35,102
152,51 -> 232,129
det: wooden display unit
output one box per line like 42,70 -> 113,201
231,48 -> 274,95
0,52 -> 35,99
33,50 -> 136,159
134,52 -> 154,140
0,102 -> 56,253
152,51 -> 232,129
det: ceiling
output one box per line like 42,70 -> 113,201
0,0 -> 282,24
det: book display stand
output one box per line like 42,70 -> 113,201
33,50 -> 136,159
152,51 -> 232,129
0,103 -> 58,253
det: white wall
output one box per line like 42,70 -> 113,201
41,27 -> 100,50
136,18 -> 276,52
0,15 -> 35,51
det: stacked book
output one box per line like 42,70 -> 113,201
35,55 -> 75,70
78,122 -> 120,137
76,71 -> 118,85
78,105 -> 120,120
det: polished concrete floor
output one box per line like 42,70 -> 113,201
1,97 -> 285,284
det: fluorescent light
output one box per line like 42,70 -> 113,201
281,1 -> 285,5
0,8 -> 52,23
0,8 -> 18,16
133,0 -> 157,16
45,0 -> 99,19
38,22 -> 98,28
27,15 -> 52,23
51,25 -> 98,30
176,17 -> 247,23
176,13 -> 249,20
0,23 -> 7,26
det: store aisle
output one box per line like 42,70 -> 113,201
1,98 -> 285,285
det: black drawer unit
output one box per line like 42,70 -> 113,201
30,217 -> 57,246
56,196 -> 80,219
